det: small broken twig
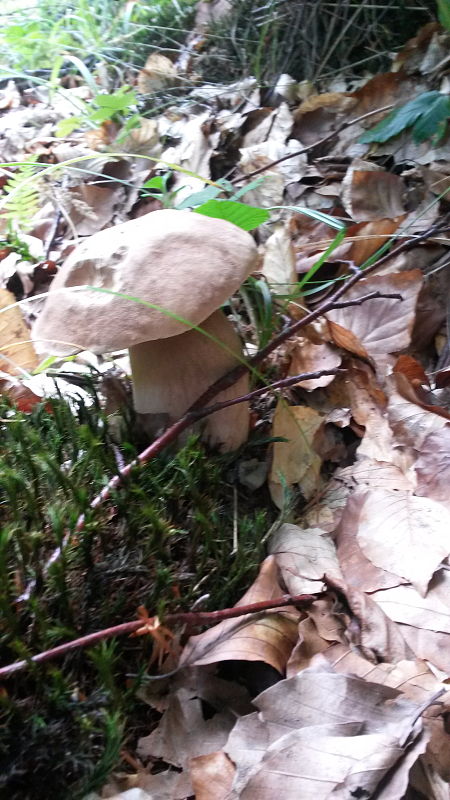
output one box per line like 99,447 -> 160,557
0,593 -> 315,678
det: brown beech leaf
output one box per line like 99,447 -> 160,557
179,556 -> 299,673
288,336 -> 341,390
341,160 -> 406,222
190,751 -> 235,800
137,687 -> 235,768
269,402 -> 324,507
370,571 -> 450,674
326,270 -> 422,359
354,488 -> 450,596
225,665 -> 429,799
342,218 -> 401,266
269,523 -> 343,594
0,288 -> 39,377
336,491 -> 408,593
387,373 -> 450,448
415,428 -> 450,511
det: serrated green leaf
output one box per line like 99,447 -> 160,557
359,91 -> 443,143
438,0 -> 450,30
193,199 -> 270,230
412,94 -> 450,143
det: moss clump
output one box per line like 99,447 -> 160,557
0,392 -> 271,797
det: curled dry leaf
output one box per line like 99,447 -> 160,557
387,372 -> 450,448
0,288 -> 39,377
137,687 -> 235,769
326,269 -> 423,359
341,159 -> 406,222
137,53 -> 178,94
269,402 -> 324,508
288,336 -> 341,391
179,556 -> 299,673
269,522 -> 343,594
261,224 -> 297,296
189,751 -> 235,800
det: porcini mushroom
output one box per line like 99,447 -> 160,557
33,209 -> 258,450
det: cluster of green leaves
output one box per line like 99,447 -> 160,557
0,392 -> 269,797
360,91 -> 450,146
56,84 -> 140,138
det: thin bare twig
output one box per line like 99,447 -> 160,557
0,593 -> 315,678
231,104 -> 394,184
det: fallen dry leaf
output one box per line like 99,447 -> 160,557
288,336 -> 341,390
179,556 -> 300,673
223,665 -> 429,799
354,487 -> 450,596
0,288 -> 39,377
260,224 -> 297,296
137,53 -> 178,94
326,270 -> 423,359
269,522 -> 342,594
269,401 -> 324,507
137,687 -> 234,768
341,159 -> 406,222
189,751 -> 235,800
415,427 -> 450,510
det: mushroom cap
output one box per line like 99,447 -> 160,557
33,209 -> 258,355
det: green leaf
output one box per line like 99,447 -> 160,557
95,86 -> 137,115
438,0 -> 450,30
142,176 -> 165,191
176,185 -> 222,209
411,93 -> 450,143
359,91 -> 443,143
55,116 -> 84,137
193,199 -> 270,230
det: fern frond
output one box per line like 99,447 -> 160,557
3,156 -> 41,231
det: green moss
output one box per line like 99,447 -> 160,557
0,392 -> 270,796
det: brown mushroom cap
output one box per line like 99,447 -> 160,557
33,209 -> 258,355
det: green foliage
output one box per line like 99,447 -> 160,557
359,91 -> 450,146
438,0 -> 450,30
2,156 -> 41,231
0,0 -> 196,77
56,85 -> 139,137
194,199 -> 270,230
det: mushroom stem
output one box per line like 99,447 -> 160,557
129,310 -> 250,451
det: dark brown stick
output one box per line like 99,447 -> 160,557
231,104 -> 394,184
0,593 -> 315,678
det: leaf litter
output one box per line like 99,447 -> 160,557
1,13 -> 450,800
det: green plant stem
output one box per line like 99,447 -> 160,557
0,593 -> 315,678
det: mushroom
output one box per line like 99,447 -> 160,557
33,209 -> 258,450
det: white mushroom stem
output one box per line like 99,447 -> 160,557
129,310 -> 249,452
